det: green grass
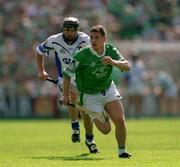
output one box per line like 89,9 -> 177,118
0,118 -> 180,167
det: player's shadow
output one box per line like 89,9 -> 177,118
32,153 -> 105,161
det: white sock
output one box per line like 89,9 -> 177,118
71,120 -> 79,123
118,146 -> 126,155
86,139 -> 94,145
118,149 -> 126,155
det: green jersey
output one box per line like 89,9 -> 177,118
63,43 -> 125,94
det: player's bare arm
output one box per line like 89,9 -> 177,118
36,53 -> 49,80
101,56 -> 131,71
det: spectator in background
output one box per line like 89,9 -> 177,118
122,51 -> 147,117
152,70 -> 178,115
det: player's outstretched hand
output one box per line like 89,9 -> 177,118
61,95 -> 70,106
38,71 -> 49,81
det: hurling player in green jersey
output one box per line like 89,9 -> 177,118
63,25 -> 131,158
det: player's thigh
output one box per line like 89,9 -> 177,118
83,93 -> 104,113
83,93 -> 108,123
105,100 -> 125,123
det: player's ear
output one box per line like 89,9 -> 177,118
103,35 -> 107,42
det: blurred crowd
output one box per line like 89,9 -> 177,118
108,0 -> 180,40
0,0 -> 180,117
115,51 -> 179,117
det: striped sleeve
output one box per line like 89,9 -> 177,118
36,36 -> 54,56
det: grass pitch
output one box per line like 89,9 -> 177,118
0,117 -> 180,167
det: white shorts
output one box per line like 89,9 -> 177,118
81,81 -> 122,122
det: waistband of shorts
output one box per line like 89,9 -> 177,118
100,81 -> 115,95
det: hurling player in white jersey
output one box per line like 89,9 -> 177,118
35,17 -> 98,153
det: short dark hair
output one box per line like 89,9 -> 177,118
62,17 -> 79,30
90,25 -> 106,37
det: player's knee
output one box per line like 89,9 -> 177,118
94,119 -> 111,134
101,126 -> 111,135
94,123 -> 111,134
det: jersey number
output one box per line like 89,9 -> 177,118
62,58 -> 71,64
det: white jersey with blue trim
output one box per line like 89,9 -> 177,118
36,32 -> 90,78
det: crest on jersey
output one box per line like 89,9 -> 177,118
90,62 -> 96,67
78,41 -> 86,50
